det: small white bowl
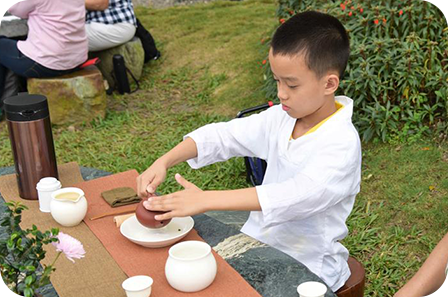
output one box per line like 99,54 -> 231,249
122,275 -> 153,297
297,281 -> 327,297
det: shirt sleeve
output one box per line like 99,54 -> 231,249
8,0 -> 37,19
256,134 -> 361,227
184,108 -> 274,169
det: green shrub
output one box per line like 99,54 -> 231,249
263,0 -> 448,142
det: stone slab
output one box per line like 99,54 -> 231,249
0,17 -> 28,38
0,0 -> 28,37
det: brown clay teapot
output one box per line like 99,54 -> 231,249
135,200 -> 171,229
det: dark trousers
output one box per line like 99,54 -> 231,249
0,36 -> 78,113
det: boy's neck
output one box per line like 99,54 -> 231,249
292,95 -> 337,139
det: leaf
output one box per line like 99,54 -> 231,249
24,287 -> 34,297
25,275 -> 33,286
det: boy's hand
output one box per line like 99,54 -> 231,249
137,160 -> 168,198
143,173 -> 206,221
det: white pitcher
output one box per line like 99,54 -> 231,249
50,187 -> 88,227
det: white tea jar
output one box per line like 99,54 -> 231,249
165,241 -> 217,292
36,177 -> 61,213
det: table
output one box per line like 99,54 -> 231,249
0,166 -> 337,297
0,13 -> 28,38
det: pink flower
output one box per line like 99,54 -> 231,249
52,232 -> 85,263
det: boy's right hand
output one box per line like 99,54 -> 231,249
137,160 -> 168,198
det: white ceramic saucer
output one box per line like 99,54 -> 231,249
120,215 -> 194,248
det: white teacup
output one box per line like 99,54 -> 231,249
297,281 -> 327,297
165,240 -> 217,292
122,275 -> 153,297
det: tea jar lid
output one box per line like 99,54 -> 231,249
4,93 -> 49,122
36,177 -> 61,191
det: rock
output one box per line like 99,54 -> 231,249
89,37 -> 144,89
27,66 -> 106,125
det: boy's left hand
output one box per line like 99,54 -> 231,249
143,173 -> 206,221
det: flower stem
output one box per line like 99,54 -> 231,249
37,252 -> 61,287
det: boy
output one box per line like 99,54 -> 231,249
137,11 -> 361,291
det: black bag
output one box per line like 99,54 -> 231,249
111,54 -> 140,94
135,18 -> 160,63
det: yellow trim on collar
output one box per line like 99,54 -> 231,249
290,102 -> 344,140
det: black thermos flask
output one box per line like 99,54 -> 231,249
4,93 -> 58,200
113,54 -> 131,94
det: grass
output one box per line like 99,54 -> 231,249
0,1 -> 447,296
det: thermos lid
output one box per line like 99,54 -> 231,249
4,93 -> 49,122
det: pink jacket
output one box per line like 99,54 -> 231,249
9,0 -> 88,70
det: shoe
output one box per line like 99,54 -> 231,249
153,50 -> 161,60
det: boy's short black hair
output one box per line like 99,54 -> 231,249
271,11 -> 350,79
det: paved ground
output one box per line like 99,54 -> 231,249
0,0 -> 234,8
135,0 -> 230,9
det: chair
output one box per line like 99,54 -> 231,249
336,257 -> 366,297
236,101 -> 274,186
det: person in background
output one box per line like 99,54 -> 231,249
0,0 -> 88,118
395,232 -> 448,297
85,0 -> 137,52
137,11 -> 362,291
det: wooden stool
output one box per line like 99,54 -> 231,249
336,257 -> 365,297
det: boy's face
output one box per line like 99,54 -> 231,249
268,49 -> 337,120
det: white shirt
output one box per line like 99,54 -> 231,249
185,96 -> 362,291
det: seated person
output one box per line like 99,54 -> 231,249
395,232 -> 448,297
137,11 -> 362,291
0,0 -> 88,117
85,0 -> 137,52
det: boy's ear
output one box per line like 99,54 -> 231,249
323,73 -> 340,95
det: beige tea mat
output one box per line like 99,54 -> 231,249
0,162 -> 127,297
